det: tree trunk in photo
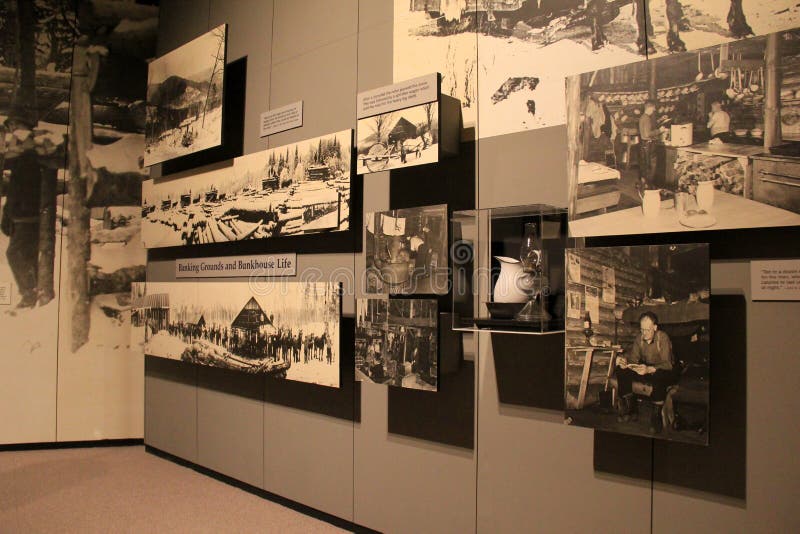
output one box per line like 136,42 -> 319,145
67,39 -> 98,352
37,166 -> 57,304
10,0 -> 56,305
14,0 -> 38,127
764,32 -> 782,149
566,76 -> 581,221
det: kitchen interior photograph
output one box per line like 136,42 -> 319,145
567,28 -> 800,237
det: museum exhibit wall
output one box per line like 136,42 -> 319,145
2,0 -> 798,532
0,1 -> 158,444
140,1 -> 800,533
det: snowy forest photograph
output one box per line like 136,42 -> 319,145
133,281 -> 342,388
0,0 -> 157,442
144,23 -> 226,166
356,102 -> 438,174
394,0 -> 800,139
141,129 -> 352,248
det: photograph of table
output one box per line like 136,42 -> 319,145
569,190 -> 800,237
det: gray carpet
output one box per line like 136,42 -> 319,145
0,445 -> 347,533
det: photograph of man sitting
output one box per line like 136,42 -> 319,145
615,311 -> 679,433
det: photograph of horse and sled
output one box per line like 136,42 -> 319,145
356,101 -> 439,174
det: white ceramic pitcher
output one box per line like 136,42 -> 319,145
493,256 -> 532,303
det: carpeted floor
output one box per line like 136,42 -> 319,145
0,445 -> 347,533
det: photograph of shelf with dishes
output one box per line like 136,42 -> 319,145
564,244 -> 710,445
566,28 -> 800,237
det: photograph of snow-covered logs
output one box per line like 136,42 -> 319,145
141,129 -> 352,248
131,281 -> 341,388
145,24 -> 227,166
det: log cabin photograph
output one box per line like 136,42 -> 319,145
564,244 -> 710,445
137,281 -> 341,388
144,24 -> 226,167
356,101 -> 438,174
567,27 -> 800,237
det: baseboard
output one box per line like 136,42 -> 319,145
145,445 -> 378,534
0,438 -> 144,452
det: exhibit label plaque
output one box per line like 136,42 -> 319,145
751,259 -> 800,301
259,100 -> 303,137
357,73 -> 438,119
175,253 -> 297,278
0,282 -> 10,305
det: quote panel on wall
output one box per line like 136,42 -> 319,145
141,129 -> 353,248
394,0 -> 800,139
145,24 -> 227,166
356,297 -> 439,392
132,281 -> 342,388
564,243 -> 710,445
567,27 -> 800,237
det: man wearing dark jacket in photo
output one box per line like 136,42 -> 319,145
2,118 -> 42,309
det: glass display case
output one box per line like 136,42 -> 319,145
451,204 -> 570,335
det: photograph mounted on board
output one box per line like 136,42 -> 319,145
564,244 -> 710,445
133,281 -> 341,388
357,101 -> 439,174
145,24 -> 227,166
365,204 -> 449,295
141,129 -> 352,248
356,298 -> 439,391
394,1 -> 799,139
567,28 -> 800,237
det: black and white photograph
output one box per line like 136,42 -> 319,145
357,102 -> 438,173
141,129 -> 352,248
567,28 -> 800,237
365,204 -> 449,295
0,0 -> 154,356
394,1 -> 799,138
145,23 -> 226,166
564,244 -> 710,444
0,1 -> 156,440
355,297 -> 438,391
133,281 -> 341,388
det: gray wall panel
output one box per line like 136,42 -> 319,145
211,0 -> 274,156
197,368 -> 265,488
478,126 -> 569,209
156,0 -> 211,55
144,365 -> 198,462
267,35 -> 358,147
262,404 -> 354,521
475,332 -> 651,533
652,261 -> 800,533
353,382 -> 477,534
271,0 -> 358,65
